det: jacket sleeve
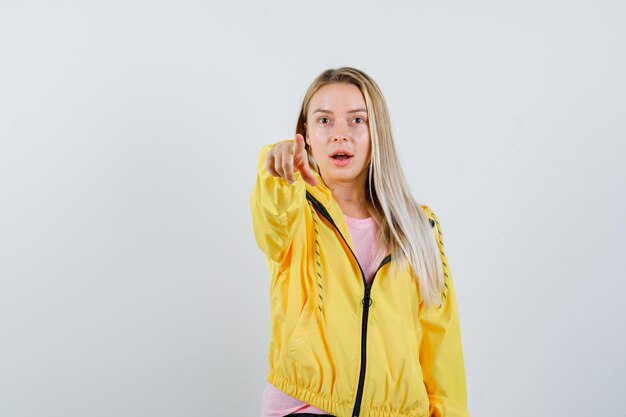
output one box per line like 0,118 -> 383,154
418,206 -> 470,417
249,141 -> 307,262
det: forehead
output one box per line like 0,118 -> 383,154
308,83 -> 366,113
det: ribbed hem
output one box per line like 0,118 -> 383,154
267,368 -> 351,417
268,368 -> 430,417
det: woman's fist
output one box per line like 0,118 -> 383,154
265,134 -> 317,186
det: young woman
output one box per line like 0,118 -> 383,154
250,67 -> 469,417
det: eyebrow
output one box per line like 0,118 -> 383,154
312,108 -> 367,114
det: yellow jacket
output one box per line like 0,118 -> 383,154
250,143 -> 469,417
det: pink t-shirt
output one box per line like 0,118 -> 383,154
260,214 -> 385,417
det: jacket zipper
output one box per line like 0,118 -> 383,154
306,191 -> 391,417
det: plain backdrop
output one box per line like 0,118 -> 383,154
1,1 -> 624,416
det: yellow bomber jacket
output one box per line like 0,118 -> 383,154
250,143 -> 469,417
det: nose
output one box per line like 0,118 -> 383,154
330,120 -> 351,142
332,126 -> 350,142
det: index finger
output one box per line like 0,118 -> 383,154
299,158 -> 318,186
294,134 -> 306,154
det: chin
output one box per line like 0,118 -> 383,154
323,171 -> 360,183
319,162 -> 366,183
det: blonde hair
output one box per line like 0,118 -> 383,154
296,67 -> 444,308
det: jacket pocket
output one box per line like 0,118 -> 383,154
285,295 -> 314,361
407,328 -> 430,415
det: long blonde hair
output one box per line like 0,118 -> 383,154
296,67 -> 444,308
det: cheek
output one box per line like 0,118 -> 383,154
306,138 -> 325,161
357,132 -> 371,154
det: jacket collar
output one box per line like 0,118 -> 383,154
304,170 -> 355,251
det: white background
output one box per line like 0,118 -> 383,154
1,1 -> 624,416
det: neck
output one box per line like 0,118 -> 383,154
321,174 -> 372,219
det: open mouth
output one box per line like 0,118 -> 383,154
329,151 -> 354,166
330,150 -> 354,160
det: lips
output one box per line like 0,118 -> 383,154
329,150 -> 354,167
330,150 -> 354,160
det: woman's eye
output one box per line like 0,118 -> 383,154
353,117 -> 365,124
319,117 -> 330,124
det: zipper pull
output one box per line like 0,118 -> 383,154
362,286 -> 372,307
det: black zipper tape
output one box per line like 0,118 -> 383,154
305,191 -> 391,417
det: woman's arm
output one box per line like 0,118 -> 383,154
249,135 -> 316,262
418,206 -> 470,417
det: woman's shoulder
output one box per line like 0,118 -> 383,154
418,204 -> 437,228
419,203 -> 432,213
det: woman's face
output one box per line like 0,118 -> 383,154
305,82 -> 371,187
